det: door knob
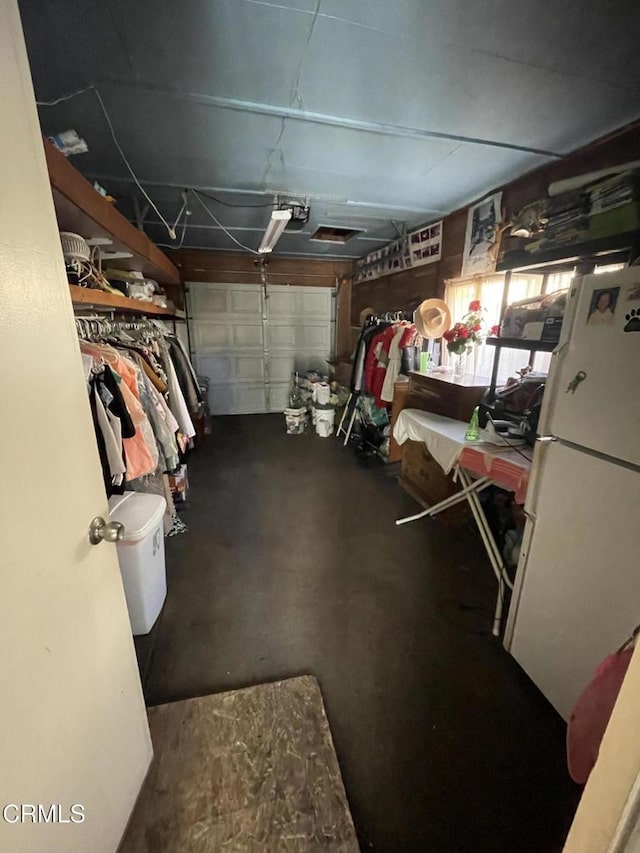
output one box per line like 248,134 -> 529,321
89,517 -> 125,545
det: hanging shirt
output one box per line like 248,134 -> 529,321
160,345 -> 196,439
369,325 -> 403,406
379,325 -> 408,403
93,389 -> 125,486
380,324 -> 421,404
99,365 -> 135,439
364,327 -> 394,398
136,358 -> 180,473
353,337 -> 367,392
118,354 -> 160,475
169,336 -> 202,413
351,323 -> 392,393
80,343 -> 157,480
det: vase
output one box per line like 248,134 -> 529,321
472,344 -> 480,377
453,349 -> 468,378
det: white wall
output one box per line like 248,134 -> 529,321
0,2 -> 151,850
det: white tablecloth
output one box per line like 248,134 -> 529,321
393,409 -> 469,474
393,409 -> 532,501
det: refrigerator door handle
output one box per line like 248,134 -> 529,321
537,277 -> 583,437
504,514 -> 536,650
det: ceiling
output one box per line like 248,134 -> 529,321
20,0 -> 640,260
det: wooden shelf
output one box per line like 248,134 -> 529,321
44,138 -> 180,286
486,336 -> 557,352
497,231 -> 639,273
69,285 -> 182,317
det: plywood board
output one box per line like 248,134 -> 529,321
120,676 -> 359,853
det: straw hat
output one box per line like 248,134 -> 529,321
359,306 -> 375,326
413,298 -> 452,339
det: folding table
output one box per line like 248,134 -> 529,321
393,409 -> 531,636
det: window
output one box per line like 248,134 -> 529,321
444,273 -> 543,382
444,262 -> 626,384
594,262 -> 625,275
444,270 -> 575,384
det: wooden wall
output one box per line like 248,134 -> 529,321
346,119 -> 640,352
349,207 -> 466,340
169,249 -> 351,287
168,248 -> 353,348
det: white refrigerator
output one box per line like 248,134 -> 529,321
504,267 -> 640,721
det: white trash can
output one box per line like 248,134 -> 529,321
108,492 -> 167,635
315,407 -> 335,437
284,407 -> 306,434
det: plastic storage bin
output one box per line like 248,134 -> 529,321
108,492 -> 167,635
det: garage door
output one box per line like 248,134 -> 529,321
187,283 -> 333,415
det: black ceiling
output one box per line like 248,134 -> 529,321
19,0 -> 640,258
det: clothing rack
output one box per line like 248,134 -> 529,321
364,309 -> 413,326
77,309 -> 202,532
74,314 -> 169,342
336,308 -> 417,446
73,300 -> 182,336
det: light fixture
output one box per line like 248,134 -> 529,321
258,209 -> 292,254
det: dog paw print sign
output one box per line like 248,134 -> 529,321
624,280 -> 640,332
624,308 -> 640,333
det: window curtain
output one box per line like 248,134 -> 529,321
443,272 -> 570,383
444,264 -> 622,385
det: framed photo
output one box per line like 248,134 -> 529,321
407,220 -> 443,268
586,286 -> 620,326
462,192 -> 502,277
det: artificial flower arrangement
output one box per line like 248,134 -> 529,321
442,300 -> 491,355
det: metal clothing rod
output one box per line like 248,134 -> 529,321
364,310 -> 412,327
74,312 -> 172,341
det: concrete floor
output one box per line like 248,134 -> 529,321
136,413 -> 581,853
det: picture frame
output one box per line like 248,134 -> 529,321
461,192 -> 503,277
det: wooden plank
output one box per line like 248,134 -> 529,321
170,249 -> 353,288
120,676 -> 359,852
388,379 -> 409,464
68,285 -> 179,317
44,138 -> 180,286
172,248 -> 353,274
496,232 -> 637,272
162,282 -> 186,310
350,261 -> 440,323
181,269 -> 339,287
335,277 -> 352,357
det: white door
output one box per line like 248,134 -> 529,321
540,269 -> 640,466
504,440 -> 640,720
266,286 -> 333,411
188,282 -> 267,415
188,282 -> 333,415
1,4 -> 151,852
